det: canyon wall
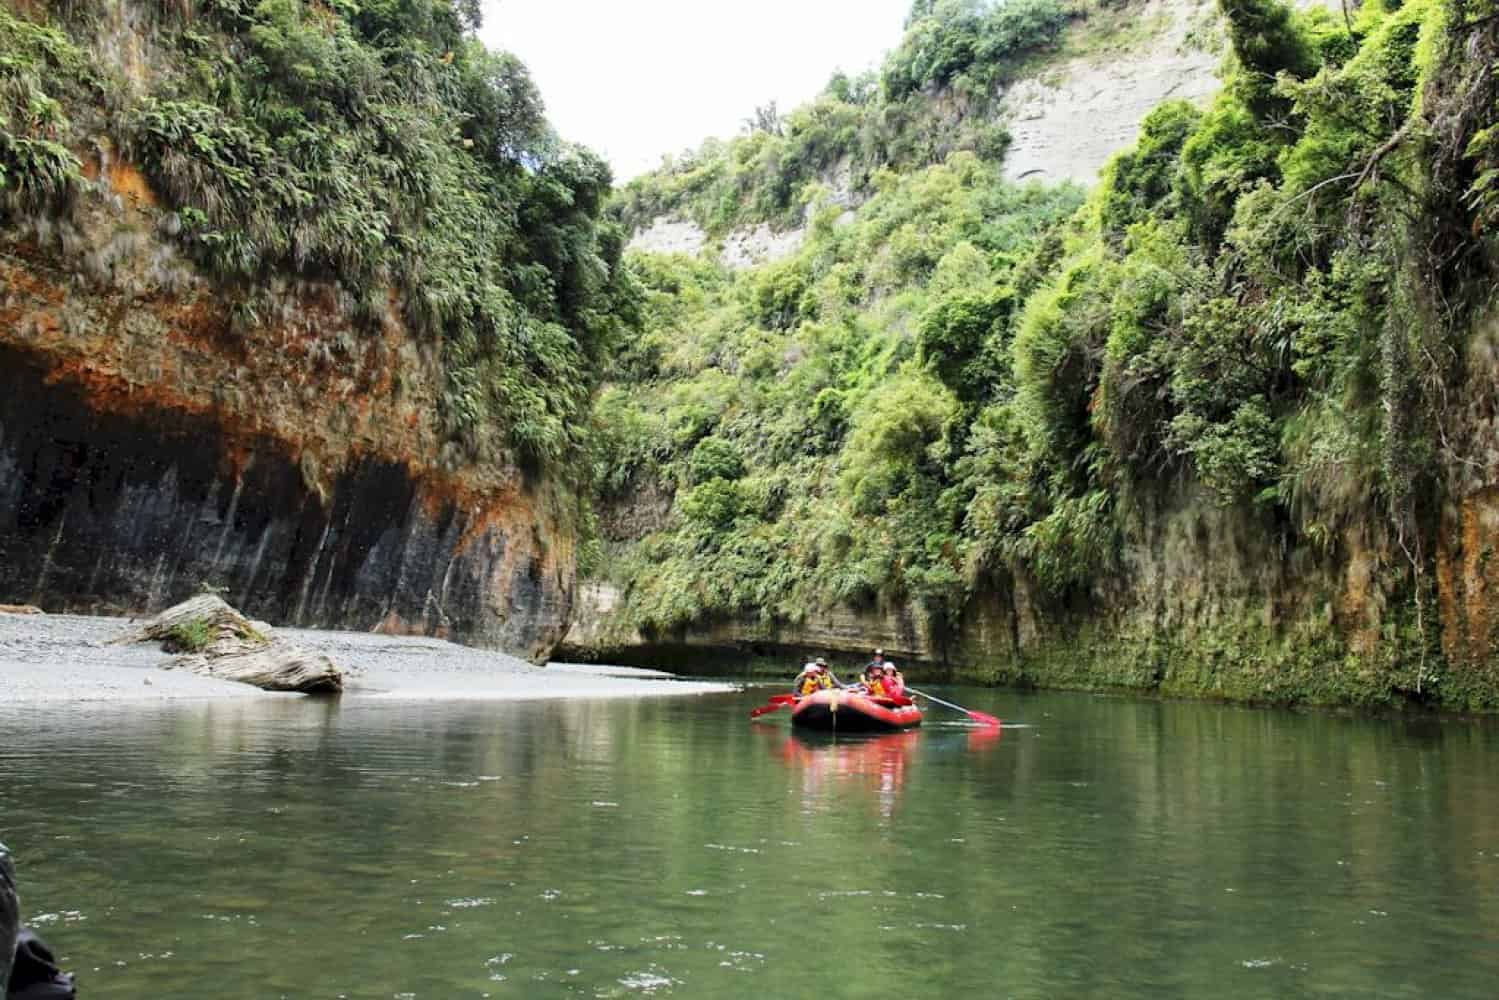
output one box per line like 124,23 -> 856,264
578,2 -> 1499,712
0,159 -> 575,660
626,0 -> 1337,268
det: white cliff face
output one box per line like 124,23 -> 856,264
720,223 -> 808,269
626,157 -> 856,269
627,0 -> 1332,261
628,216 -> 811,270
998,0 -> 1336,185
628,217 -> 709,257
1000,0 -> 1223,185
626,215 -> 815,269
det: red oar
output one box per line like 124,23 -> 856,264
906,686 -> 1001,729
749,694 -> 798,719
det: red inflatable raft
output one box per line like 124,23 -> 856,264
790,689 -> 923,733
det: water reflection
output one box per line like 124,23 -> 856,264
757,714 -> 1006,827
4,691 -> 1499,998
773,731 -> 918,820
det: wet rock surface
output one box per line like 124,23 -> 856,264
1,204 -> 575,663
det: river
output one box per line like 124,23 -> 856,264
2,687 -> 1498,997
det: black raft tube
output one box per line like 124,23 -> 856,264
1,842 -> 17,993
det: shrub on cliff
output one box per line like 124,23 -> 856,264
597,0 -> 1499,708
612,0 -> 1070,239
881,0 -> 1068,101
19,0 -> 634,477
0,8 -> 93,213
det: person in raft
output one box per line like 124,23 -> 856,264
865,648 -> 886,671
881,662 -> 907,700
858,663 -> 888,699
792,657 -> 840,697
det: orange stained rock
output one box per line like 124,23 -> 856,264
106,160 -> 159,209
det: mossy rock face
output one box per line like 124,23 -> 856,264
3,0 -> 629,472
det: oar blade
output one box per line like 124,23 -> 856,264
967,710 -> 1002,729
749,702 -> 788,719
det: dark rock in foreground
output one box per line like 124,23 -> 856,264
1,843 -> 16,993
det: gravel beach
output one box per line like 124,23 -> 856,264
0,611 -> 736,704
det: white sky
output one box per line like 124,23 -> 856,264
482,0 -> 914,181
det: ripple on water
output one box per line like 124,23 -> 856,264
484,953 -> 512,982
703,843 -> 759,854
444,897 -> 495,909
28,911 -> 85,926
716,950 -> 766,973
617,967 -> 678,993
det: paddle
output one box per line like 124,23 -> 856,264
749,694 -> 799,718
906,686 -> 1001,728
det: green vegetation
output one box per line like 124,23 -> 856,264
613,0 -> 1074,238
595,156 -> 1084,639
166,619 -> 217,654
596,0 -> 1499,709
5,0 -> 634,477
0,6 -> 93,209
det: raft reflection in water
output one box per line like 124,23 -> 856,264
771,726 -> 1000,820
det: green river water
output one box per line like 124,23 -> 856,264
2,687 -> 1499,998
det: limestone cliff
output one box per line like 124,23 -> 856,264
0,0 -> 600,660
626,0 -> 1332,269
0,174 -> 576,659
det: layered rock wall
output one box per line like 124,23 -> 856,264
0,161 -> 574,660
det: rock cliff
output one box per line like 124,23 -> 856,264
573,0 -> 1499,713
0,159 -> 575,661
626,0 -> 1333,268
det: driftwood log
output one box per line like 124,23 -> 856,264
110,594 -> 257,644
112,595 -> 343,693
173,640 -> 343,693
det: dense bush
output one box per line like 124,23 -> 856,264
598,0 -> 1491,663
599,154 -> 1082,634
881,0 -> 1068,101
14,0 -> 634,478
0,8 -> 93,210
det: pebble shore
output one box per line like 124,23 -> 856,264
0,612 -> 735,705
